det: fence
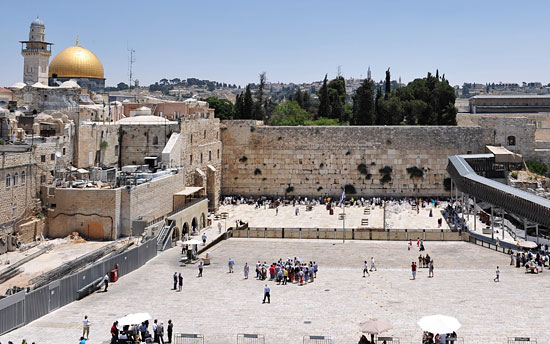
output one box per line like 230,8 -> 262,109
174,333 -> 205,344
0,239 -> 157,336
508,337 -> 536,344
237,333 -> 265,344
377,337 -> 400,344
303,335 -> 334,344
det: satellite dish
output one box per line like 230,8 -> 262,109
55,151 -> 62,158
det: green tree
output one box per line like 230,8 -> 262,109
352,78 -> 375,125
374,87 -> 384,125
268,101 -> 311,126
384,68 -> 391,99
117,82 -> 129,90
317,74 -> 329,119
203,97 -> 234,120
243,84 -> 254,119
254,72 -> 267,121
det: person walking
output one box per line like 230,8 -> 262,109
429,260 -> 434,278
244,262 -> 249,279
167,320 -> 173,343
494,266 -> 500,282
408,240 -> 412,250
228,258 -> 235,273
173,272 -> 178,290
363,261 -> 370,277
198,261 -> 203,277
411,261 -> 417,280
82,315 -> 90,339
178,272 -> 183,291
202,232 -> 207,246
262,284 -> 271,304
218,222 -> 222,233
101,273 -> 109,292
370,257 -> 377,272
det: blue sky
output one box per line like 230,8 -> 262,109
1,0 -> 549,87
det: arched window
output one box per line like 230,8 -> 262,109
507,136 -> 516,146
153,136 -> 158,145
21,170 -> 26,185
5,173 -> 11,188
13,172 -> 18,187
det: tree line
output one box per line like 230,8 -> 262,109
206,69 -> 458,126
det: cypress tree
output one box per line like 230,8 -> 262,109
243,84 -> 254,119
317,74 -> 329,119
384,68 -> 391,99
352,78 -> 375,125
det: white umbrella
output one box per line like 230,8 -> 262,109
417,315 -> 461,334
180,239 -> 202,245
519,241 -> 537,249
117,312 -> 151,327
359,318 -> 393,334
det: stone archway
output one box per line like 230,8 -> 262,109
85,221 -> 104,240
182,222 -> 189,235
191,217 -> 198,232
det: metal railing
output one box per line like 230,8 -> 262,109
0,239 -> 157,336
377,337 -> 400,344
174,333 -> 204,344
303,335 -> 334,344
508,337 -> 536,344
237,333 -> 265,344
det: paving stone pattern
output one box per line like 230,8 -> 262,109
2,239 -> 549,344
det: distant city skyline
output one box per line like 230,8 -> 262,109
1,0 -> 550,88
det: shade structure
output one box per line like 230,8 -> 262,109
178,239 -> 202,246
117,312 -> 151,327
359,318 -> 393,334
519,241 -> 537,249
417,315 -> 461,334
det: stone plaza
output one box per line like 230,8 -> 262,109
2,238 -> 549,344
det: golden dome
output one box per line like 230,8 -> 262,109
49,44 -> 104,79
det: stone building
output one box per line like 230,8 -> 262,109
469,95 -> 550,113
20,18 -> 52,85
122,99 -> 215,120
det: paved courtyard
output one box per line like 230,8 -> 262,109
2,239 -> 549,344
217,202 -> 449,230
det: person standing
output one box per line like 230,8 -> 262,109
178,272 -> 183,291
494,266 -> 500,282
153,319 -> 158,343
82,315 -> 90,339
411,261 -> 417,280
110,321 -> 119,344
173,272 -> 178,290
218,222 -> 222,233
228,258 -> 235,273
198,261 -> 203,277
370,257 -> 377,272
363,261 -> 370,277
429,260 -> 434,278
244,262 -> 249,279
408,240 -> 412,250
202,232 -> 207,246
262,284 -> 271,304
157,321 -> 165,344
167,320 -> 173,344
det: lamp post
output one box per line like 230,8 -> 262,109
220,212 -> 228,232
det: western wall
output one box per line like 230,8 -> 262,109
221,120 -> 494,197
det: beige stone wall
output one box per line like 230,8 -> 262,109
221,121 -> 493,197
457,114 -> 538,160
44,186 -> 121,240
119,171 -> 185,236
120,123 -> 180,166
166,198 -> 208,238
75,123 -> 119,168
180,119 -> 222,210
0,151 -> 38,234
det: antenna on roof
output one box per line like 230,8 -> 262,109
128,48 -> 135,89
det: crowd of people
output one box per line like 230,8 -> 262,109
250,258 -> 318,286
422,331 -> 458,344
109,318 -> 174,344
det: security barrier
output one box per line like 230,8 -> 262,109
0,239 -> 157,335
174,333 -> 204,344
237,333 -> 265,344
303,335 -> 334,344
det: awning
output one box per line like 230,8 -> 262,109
174,187 -> 204,196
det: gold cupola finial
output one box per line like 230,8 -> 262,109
76,35 -> 79,46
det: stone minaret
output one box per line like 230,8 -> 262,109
21,17 -> 52,85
